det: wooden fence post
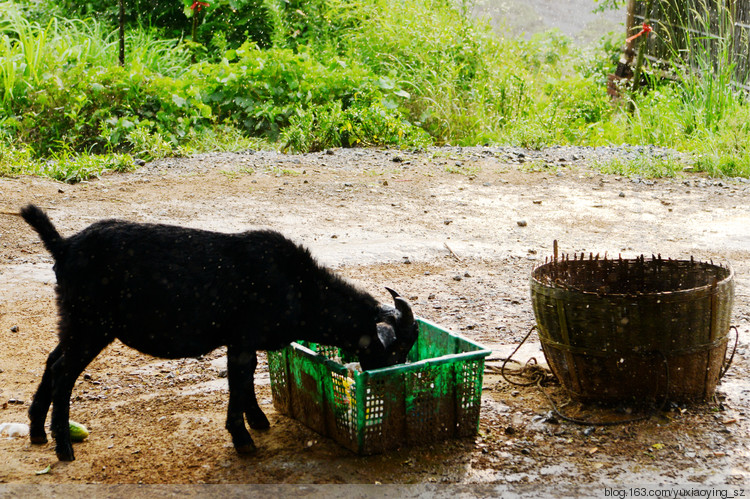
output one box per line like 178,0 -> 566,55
629,0 -> 654,112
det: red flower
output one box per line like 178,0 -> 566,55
190,1 -> 209,13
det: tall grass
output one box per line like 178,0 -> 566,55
0,1 -> 192,110
311,0 -> 538,145
622,0 -> 750,176
1,0 -> 750,181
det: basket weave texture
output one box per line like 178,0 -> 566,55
530,256 -> 734,402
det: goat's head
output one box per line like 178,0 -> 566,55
358,287 -> 418,371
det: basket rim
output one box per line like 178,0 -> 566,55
530,257 -> 734,299
281,317 -> 492,379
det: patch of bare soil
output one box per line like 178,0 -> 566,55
0,147 -> 748,488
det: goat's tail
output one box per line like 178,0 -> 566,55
20,204 -> 65,260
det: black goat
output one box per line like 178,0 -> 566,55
20,204 -> 418,461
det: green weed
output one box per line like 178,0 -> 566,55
594,156 -> 683,179
444,162 -> 479,176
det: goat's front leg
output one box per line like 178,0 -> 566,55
226,346 -> 268,453
28,345 -> 64,445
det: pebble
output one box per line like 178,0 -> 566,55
10,325 -> 19,333
517,220 -> 527,227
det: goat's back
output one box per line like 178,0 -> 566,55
50,220 -> 324,355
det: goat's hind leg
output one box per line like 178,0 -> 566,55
28,345 -> 63,445
48,339 -> 107,461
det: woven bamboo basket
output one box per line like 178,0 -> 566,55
530,254 -> 734,403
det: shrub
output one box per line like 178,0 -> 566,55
280,101 -> 431,152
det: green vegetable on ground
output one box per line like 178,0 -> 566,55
69,421 -> 89,442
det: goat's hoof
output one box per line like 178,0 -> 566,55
245,409 -> 271,430
56,446 -> 75,462
248,417 -> 270,430
30,433 -> 48,445
235,442 -> 257,454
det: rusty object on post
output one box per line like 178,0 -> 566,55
530,254 -> 735,403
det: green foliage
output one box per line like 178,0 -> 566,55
8,62 -> 214,156
2,0 -> 750,180
593,0 -> 626,13
59,0 -> 271,49
199,43 -> 383,140
0,141 -> 134,183
594,155 -> 683,179
280,101 -> 431,152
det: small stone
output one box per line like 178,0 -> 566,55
517,220 -> 528,227
544,412 -> 560,425
619,192 -> 626,197
10,325 -> 19,333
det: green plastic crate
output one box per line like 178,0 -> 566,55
267,318 -> 491,455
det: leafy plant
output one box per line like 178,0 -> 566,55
594,155 -> 683,178
2,0 -> 750,180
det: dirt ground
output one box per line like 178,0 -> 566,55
0,146 -> 749,488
